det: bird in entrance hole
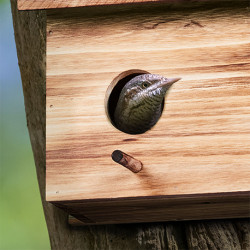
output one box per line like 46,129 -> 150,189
114,74 -> 181,134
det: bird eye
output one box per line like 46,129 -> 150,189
142,82 -> 149,88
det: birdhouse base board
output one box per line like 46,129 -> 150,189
54,192 -> 250,225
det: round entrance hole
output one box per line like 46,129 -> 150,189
105,69 -> 150,128
105,69 -> 166,134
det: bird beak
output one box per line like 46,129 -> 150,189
159,77 -> 181,88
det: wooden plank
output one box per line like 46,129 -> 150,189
18,0 -> 179,10
46,2 -> 250,224
65,192 -> 250,225
18,0 -> 238,10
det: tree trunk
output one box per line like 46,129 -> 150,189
11,0 -> 250,249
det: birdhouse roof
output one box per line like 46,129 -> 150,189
18,0 -> 167,10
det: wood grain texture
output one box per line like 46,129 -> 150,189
46,2 -> 250,224
66,192 -> 250,225
18,0 -> 227,10
11,0 -> 250,248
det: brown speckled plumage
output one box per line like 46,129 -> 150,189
114,74 -> 181,134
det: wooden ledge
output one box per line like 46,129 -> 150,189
65,192 -> 250,225
18,0 -> 238,11
18,0 -> 169,10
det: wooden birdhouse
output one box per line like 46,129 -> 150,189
18,0 -> 250,225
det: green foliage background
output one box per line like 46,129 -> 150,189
0,1 -> 50,249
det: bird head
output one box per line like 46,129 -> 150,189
121,74 -> 181,105
114,74 -> 181,134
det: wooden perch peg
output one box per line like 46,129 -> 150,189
111,150 -> 143,173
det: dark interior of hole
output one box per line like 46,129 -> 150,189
108,73 -> 146,126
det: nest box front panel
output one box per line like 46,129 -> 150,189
46,3 -> 250,223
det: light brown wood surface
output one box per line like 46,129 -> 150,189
12,0 -> 250,246
18,0 -> 213,10
46,2 -> 250,223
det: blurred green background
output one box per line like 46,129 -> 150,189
0,0 -> 50,249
